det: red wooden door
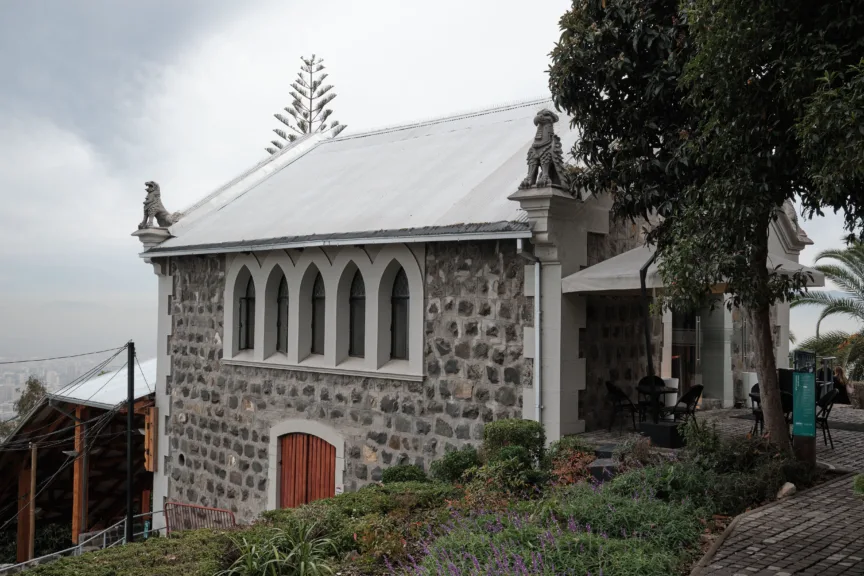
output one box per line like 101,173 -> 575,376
279,433 -> 336,508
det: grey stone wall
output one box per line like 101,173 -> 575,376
580,295 -> 663,431
580,214 -> 656,431
164,240 -> 529,522
586,214 -> 645,267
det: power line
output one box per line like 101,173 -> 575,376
81,362 -> 127,406
0,346 -> 128,436
0,406 -> 116,532
0,346 -> 127,366
0,410 -> 118,452
134,354 -> 152,394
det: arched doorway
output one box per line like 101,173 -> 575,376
279,433 -> 336,508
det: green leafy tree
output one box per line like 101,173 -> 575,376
265,54 -> 347,154
793,243 -> 864,379
0,376 -> 47,441
549,0 -> 864,447
15,376 -> 47,417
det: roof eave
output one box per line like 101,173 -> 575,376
140,228 -> 534,259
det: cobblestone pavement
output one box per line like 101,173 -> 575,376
699,474 -> 864,576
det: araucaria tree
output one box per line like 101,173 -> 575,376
549,0 -> 864,448
265,54 -> 347,154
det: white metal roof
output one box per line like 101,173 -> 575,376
562,244 -> 826,293
154,98 -> 577,254
49,358 -> 156,410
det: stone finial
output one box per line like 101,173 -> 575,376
519,109 -> 571,191
138,181 -> 182,229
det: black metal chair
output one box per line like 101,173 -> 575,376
636,375 -> 667,423
606,381 -> 638,432
664,385 -> 704,426
817,389 -> 839,449
749,384 -> 764,436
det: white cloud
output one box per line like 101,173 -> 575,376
1,0 -> 859,358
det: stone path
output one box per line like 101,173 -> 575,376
577,406 -> 864,575
698,474 -> 864,576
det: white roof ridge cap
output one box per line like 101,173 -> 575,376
328,96 -> 554,142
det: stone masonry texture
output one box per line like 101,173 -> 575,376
581,295 -> 663,431
581,215 -> 658,431
164,240 -> 529,522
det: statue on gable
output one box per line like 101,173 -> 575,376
519,109 -> 571,191
138,181 -> 182,229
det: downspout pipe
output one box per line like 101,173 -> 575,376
517,239 -> 542,423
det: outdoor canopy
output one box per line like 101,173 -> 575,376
561,244 -> 825,294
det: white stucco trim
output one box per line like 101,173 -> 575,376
151,260 -> 173,531
222,357 -> 423,381
266,419 -> 345,511
222,244 -> 425,378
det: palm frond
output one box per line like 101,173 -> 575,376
814,243 -> 864,281
813,263 -> 864,301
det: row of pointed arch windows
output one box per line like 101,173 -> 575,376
238,268 -> 409,361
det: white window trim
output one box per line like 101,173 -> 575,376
224,244 -> 424,378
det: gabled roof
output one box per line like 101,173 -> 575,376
50,358 -> 156,410
148,98 -> 577,256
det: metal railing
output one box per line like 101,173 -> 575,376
0,511 -> 166,575
164,501 -> 236,534
0,503 -> 236,574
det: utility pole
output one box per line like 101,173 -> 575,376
126,342 -> 135,544
28,443 -> 36,560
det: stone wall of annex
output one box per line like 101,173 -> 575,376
579,214 -> 656,431
163,240 -> 530,522
580,296 -> 663,431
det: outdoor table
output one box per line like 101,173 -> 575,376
637,385 -> 678,423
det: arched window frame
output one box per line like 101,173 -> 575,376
239,277 -> 256,350
348,271 -> 366,357
311,272 -> 326,355
390,268 -> 409,360
276,275 -> 289,354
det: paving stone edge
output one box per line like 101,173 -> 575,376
688,470 -> 856,576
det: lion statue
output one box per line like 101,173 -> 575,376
138,181 -> 182,229
519,109 -> 570,191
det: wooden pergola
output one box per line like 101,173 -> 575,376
0,394 -> 156,562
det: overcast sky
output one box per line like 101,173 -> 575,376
0,0 -> 856,364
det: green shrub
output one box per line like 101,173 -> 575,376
483,419 -> 545,464
854,474 -> 864,495
351,514 -> 408,565
415,485 -> 701,576
530,483 -> 705,550
429,445 -> 481,483
608,430 -> 821,516
381,464 -> 428,484
26,529 -> 228,576
488,444 -> 532,467
547,435 -> 595,463
217,522 -> 336,576
614,436 -> 661,470
416,530 -> 680,576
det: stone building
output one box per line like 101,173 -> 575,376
132,99 -> 821,524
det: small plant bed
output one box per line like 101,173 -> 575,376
23,421 -> 827,576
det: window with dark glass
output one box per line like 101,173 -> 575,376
276,276 -> 289,353
311,273 -> 326,355
349,271 -> 366,357
390,268 -> 409,360
239,277 -> 255,350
